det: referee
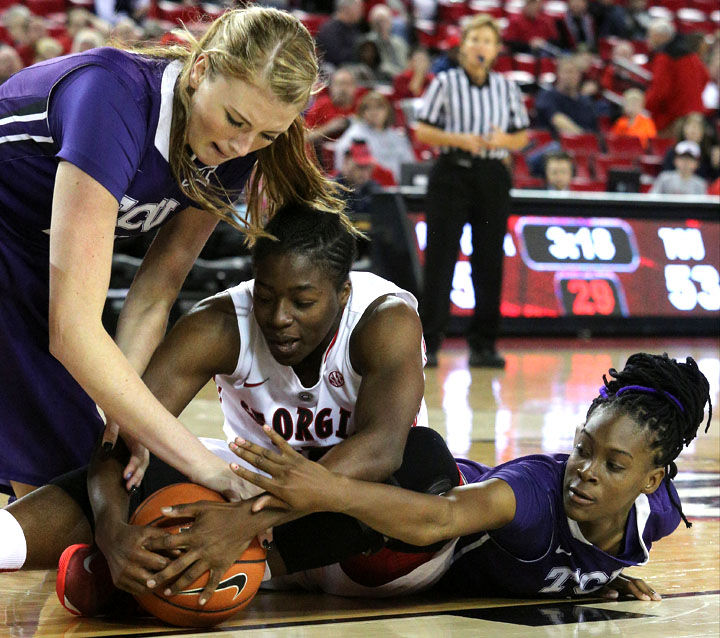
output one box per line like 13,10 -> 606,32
416,14 -> 529,368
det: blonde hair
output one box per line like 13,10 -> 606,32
135,7 -> 349,241
461,14 -> 502,45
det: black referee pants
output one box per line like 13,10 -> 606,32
421,154 -> 512,353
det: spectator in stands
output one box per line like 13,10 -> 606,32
543,151 -> 574,191
71,28 -> 107,53
305,66 -> 361,144
110,17 -> 144,46
590,0 -> 630,39
574,43 -> 613,116
431,32 -> 461,74
355,39 -> 389,85
645,18 -> 709,136
555,0 -> 596,52
334,90 -> 415,181
2,5 -> 30,49
392,48 -> 434,100
661,112 -> 719,182
650,141 -> 707,195
364,4 -> 408,80
535,55 -> 598,135
335,142 -> 382,214
600,39 -> 646,96
0,44 -> 22,85
503,0 -> 559,55
315,0 -> 364,69
702,42 -> 719,115
34,37 -> 64,64
610,88 -> 657,150
625,0 -> 652,40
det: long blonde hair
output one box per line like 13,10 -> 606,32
138,7 -> 349,240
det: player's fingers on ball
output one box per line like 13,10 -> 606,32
148,554 -> 195,589
165,562 -> 206,596
199,572 -> 223,606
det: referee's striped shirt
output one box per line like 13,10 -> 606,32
417,67 -> 530,159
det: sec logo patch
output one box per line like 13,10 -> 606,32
328,371 -> 345,387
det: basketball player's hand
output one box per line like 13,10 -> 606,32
601,574 -> 661,601
229,425 -> 341,514
95,521 -> 171,596
144,500 -> 257,605
100,420 -> 149,491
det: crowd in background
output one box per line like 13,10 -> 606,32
1,0 -> 719,196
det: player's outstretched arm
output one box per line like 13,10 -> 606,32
231,426 -> 517,547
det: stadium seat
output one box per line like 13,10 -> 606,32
526,128 -> 554,149
436,0 -> 469,24
156,0 -> 202,24
24,0 -> 67,16
513,53 -> 538,76
514,175 -> 544,189
570,154 -> 592,180
494,55 -> 513,73
649,137 -> 676,157
594,155 -> 636,182
640,155 -> 664,177
570,179 -> 606,192
559,133 -> 600,156
606,134 -> 645,158
294,11 -> 329,37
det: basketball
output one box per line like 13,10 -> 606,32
129,483 -> 267,627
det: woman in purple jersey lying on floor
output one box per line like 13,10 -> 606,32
0,7 -> 349,500
231,353 -> 712,600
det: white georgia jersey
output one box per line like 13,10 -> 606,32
214,271 -> 429,459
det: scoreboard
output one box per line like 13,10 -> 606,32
402,190 -> 720,336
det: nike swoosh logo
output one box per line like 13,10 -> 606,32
555,546 -> 572,556
243,378 -> 269,388
179,573 -> 248,601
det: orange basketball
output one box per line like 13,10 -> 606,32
129,483 -> 267,627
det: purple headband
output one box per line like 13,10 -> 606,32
598,385 -> 685,413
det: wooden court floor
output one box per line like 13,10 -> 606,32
2,336 -> 718,638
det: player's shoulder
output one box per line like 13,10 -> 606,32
182,292 -> 238,337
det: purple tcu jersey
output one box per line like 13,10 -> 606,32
0,47 -> 255,247
438,454 -> 681,597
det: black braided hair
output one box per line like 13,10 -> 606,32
252,202 -> 357,290
587,353 -> 712,528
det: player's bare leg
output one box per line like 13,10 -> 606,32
3,484 -> 92,570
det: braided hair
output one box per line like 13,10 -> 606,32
587,353 -> 712,528
252,203 -> 357,290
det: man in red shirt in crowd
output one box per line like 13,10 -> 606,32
305,66 -> 362,144
645,18 -> 709,135
504,0 -> 559,54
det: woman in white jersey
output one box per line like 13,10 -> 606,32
1,202 -> 459,613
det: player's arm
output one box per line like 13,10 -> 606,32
231,426 -> 517,546
314,295 -> 425,480
106,206 -> 219,487
49,167 -> 245,500
87,294 -> 240,594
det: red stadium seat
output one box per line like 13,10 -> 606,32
202,3 -> 225,20
514,175 -> 544,189
513,53 -> 538,76
570,179 -> 606,192
649,137 -> 676,157
594,154 -> 636,181
606,134 -> 645,158
66,0 -> 94,9
24,0 -> 67,16
156,0 -> 202,24
559,133 -> 600,157
294,11 -> 329,37
526,128 -> 554,149
0,25 -> 10,44
570,154 -> 591,180
437,0 -> 469,24
640,155 -> 664,177
494,55 -> 513,73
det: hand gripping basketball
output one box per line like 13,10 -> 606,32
129,484 -> 266,627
